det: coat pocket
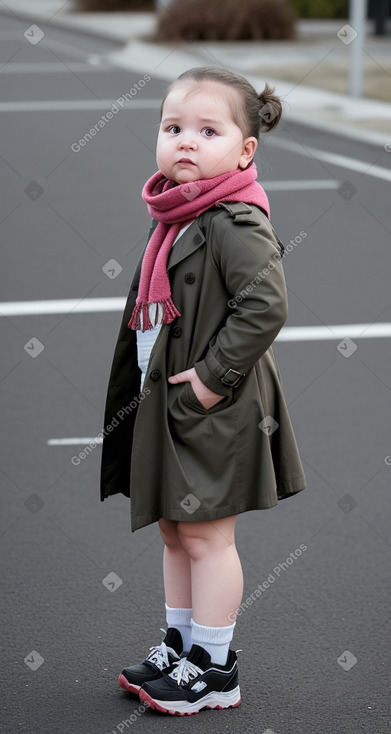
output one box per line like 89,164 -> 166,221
184,381 -> 231,414
167,381 -> 233,439
167,381 -> 238,495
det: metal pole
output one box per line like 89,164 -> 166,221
349,0 -> 367,98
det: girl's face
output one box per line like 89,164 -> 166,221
156,81 -> 257,183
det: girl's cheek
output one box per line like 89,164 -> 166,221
156,154 -> 170,175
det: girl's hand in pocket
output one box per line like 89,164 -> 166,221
168,368 -> 224,410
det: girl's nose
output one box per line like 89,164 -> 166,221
178,136 -> 197,150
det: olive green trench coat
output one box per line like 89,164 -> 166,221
100,202 -> 306,531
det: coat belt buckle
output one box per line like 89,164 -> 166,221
220,369 -> 245,387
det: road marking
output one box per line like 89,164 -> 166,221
264,179 -> 339,191
270,137 -> 391,183
276,323 -> 391,340
40,38 -> 99,59
0,62 -> 115,73
48,437 -> 102,445
0,98 -> 161,112
1,298 -> 390,340
0,298 -> 126,315
41,38 -> 105,59
0,33 -> 103,59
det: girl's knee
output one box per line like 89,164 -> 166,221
177,517 -> 237,560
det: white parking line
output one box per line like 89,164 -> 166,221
0,99 -> 161,111
0,62 -> 115,73
270,137 -> 391,183
0,297 -> 126,315
41,38 -> 100,59
1,298 -> 390,340
48,437 -> 102,445
276,323 -> 391,340
0,34 -> 104,59
264,179 -> 339,191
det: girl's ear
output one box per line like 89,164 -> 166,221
239,137 -> 258,169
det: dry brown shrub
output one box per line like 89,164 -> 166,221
154,0 -> 296,42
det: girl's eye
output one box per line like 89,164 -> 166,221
168,125 -> 181,134
203,128 -> 215,137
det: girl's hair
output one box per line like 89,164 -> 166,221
160,66 -> 282,139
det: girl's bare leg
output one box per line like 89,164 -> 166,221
158,518 -> 192,608
176,515 -> 243,626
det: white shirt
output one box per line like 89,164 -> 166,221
137,221 -> 194,389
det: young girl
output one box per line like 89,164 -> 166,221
100,66 -> 306,716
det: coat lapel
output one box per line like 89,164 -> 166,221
130,219 -> 206,290
167,220 -> 205,271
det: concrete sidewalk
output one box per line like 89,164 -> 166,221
2,0 -> 391,146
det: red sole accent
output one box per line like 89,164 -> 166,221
139,688 -> 241,716
118,674 -> 140,695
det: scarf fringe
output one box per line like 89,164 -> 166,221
128,298 -> 181,331
128,302 -> 151,331
161,297 -> 181,324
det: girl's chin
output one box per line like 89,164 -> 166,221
172,171 -> 199,184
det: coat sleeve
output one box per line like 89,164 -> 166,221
194,209 -> 288,396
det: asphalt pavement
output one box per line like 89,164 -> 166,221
1,11 -> 391,734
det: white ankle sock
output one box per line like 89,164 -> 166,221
191,618 -> 236,665
165,604 -> 192,653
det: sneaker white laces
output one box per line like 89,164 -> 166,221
147,641 -> 170,670
169,657 -> 203,686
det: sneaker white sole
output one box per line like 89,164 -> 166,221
139,685 -> 241,715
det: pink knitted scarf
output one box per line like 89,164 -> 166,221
128,162 -> 270,331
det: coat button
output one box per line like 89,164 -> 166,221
150,369 -> 161,382
184,272 -> 196,284
172,326 -> 182,338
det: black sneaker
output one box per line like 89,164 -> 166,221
138,643 -> 241,715
118,627 -> 183,695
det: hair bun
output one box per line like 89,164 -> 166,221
258,82 -> 282,132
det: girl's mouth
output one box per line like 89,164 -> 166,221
177,158 -> 195,166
